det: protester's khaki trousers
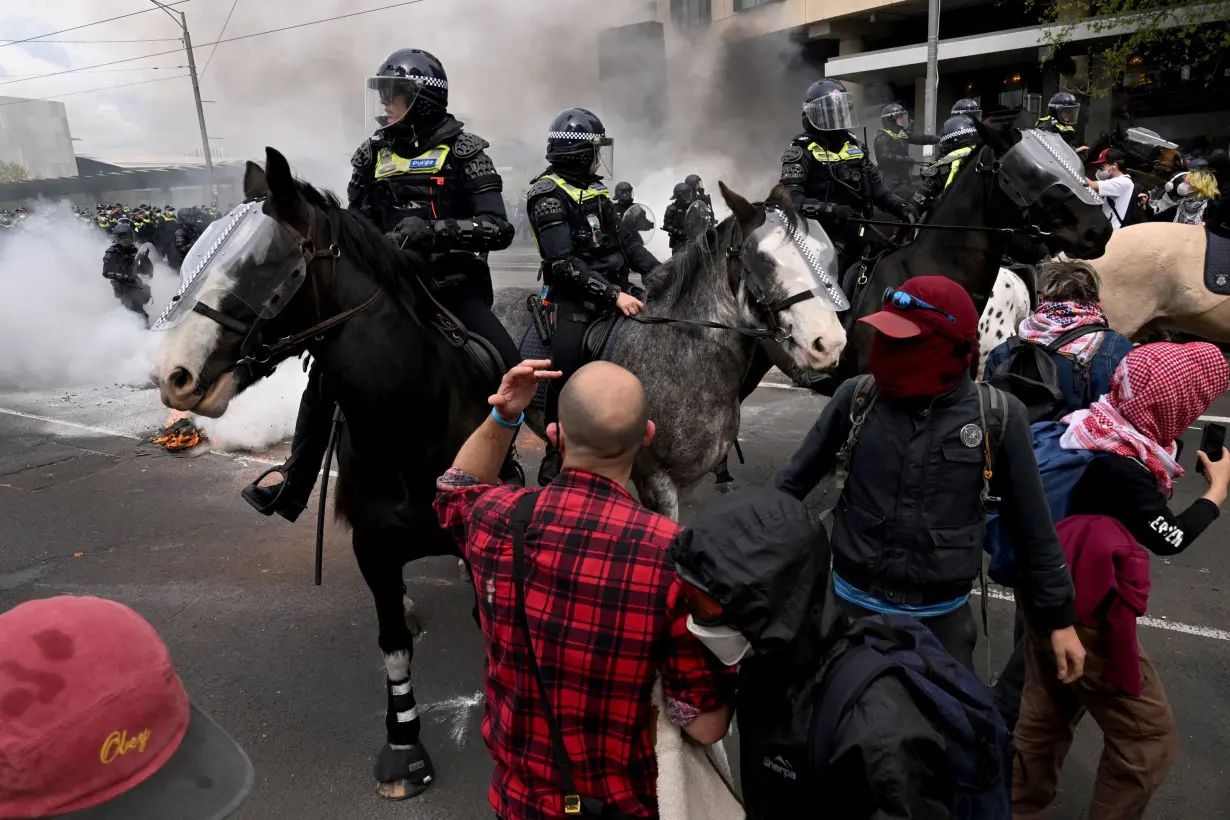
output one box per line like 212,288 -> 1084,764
1011,626 -> 1179,820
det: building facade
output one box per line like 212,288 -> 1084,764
0,96 -> 77,180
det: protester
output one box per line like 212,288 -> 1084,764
672,487 -> 961,819
435,358 -> 736,820
774,276 -> 1084,679
0,595 -> 253,819
1013,342 -> 1230,820
1087,148 -> 1141,229
985,259 -> 1134,418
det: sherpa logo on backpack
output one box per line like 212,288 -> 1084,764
763,755 -> 797,781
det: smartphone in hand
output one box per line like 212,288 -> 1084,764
1198,423 -> 1227,474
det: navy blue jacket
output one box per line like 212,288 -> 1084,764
983,330 -> 1134,415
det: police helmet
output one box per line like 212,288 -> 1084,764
684,174 -> 705,197
112,223 -> 134,244
939,115 -> 978,153
614,181 -> 633,202
545,108 -> 612,174
673,182 -> 694,204
803,79 -> 857,132
1048,91 -> 1080,124
366,49 -> 448,136
881,102 -> 909,130
951,98 -> 982,122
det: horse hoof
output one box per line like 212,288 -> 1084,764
403,596 -> 421,637
715,479 -> 736,496
375,778 -> 431,800
458,559 -> 472,584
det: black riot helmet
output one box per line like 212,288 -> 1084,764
546,108 -> 614,177
684,174 -> 705,198
880,102 -> 909,130
111,222 -> 134,246
803,78 -> 857,133
614,181 -> 634,203
365,49 -> 449,137
672,182 -> 694,204
951,98 -> 982,122
1048,91 -> 1080,124
939,115 -> 978,153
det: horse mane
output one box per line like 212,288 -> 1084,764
295,180 -> 422,312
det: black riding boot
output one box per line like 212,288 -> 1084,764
539,297 -> 587,486
242,364 -> 334,522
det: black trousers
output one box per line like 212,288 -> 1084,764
545,296 -> 593,427
443,290 -> 520,372
835,596 -> 979,673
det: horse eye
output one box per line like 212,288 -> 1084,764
757,250 -> 774,265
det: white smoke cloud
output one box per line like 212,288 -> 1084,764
200,359 -> 308,452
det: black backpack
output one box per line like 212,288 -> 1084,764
987,325 -> 1108,424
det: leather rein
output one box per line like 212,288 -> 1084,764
190,204 -> 385,397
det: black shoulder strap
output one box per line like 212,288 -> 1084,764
834,375 -> 877,493
510,492 -> 605,817
1043,323 -> 1109,354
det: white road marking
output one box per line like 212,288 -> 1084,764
973,586 -> 1230,641
0,406 -> 139,439
756,381 -> 804,391
1199,415 -> 1230,424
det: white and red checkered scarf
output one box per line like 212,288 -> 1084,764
1061,342 -> 1229,496
1017,300 -> 1108,363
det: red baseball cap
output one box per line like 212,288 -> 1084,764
1090,147 -> 1125,167
858,275 -> 978,342
0,596 -> 253,819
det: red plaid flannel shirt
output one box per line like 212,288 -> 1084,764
436,467 -> 735,820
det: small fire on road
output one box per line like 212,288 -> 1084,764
151,411 -> 208,452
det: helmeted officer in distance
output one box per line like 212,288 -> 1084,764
685,174 -> 714,211
873,102 -> 940,196
526,107 -> 658,484
102,222 -> 152,325
781,79 -> 917,279
951,97 -> 983,123
910,115 -> 980,219
661,181 -> 695,256
1036,91 -> 1085,153
613,181 -> 635,221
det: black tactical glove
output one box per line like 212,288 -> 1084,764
390,216 -> 435,252
801,201 -> 855,224
896,201 -> 920,224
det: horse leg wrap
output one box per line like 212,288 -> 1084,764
385,677 -> 421,747
373,741 -> 434,796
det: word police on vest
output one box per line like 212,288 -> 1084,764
0,596 -> 254,819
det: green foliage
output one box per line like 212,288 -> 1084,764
0,161 -> 29,184
1024,0 -> 1230,94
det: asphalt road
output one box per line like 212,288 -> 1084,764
2,270 -> 1230,819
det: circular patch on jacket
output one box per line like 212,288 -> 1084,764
960,423 -> 983,448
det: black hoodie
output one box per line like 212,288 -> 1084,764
672,488 -> 952,819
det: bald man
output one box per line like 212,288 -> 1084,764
434,359 -> 735,819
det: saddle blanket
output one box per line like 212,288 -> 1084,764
1205,229 -> 1230,296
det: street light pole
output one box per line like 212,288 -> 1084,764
923,0 -> 941,140
151,0 -> 217,205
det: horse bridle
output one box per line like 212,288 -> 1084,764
190,203 -> 384,398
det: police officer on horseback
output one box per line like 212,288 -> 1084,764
951,98 -> 983,123
781,79 -> 917,282
662,181 -> 695,255
243,49 -> 521,537
1036,92 -> 1086,154
527,107 -> 657,484
873,102 -> 939,195
910,115 -> 980,218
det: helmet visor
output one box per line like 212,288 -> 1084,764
596,137 -> 615,179
365,76 -> 423,131
1053,103 -> 1080,124
804,92 -> 858,131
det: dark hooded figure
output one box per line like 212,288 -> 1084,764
671,487 -> 953,820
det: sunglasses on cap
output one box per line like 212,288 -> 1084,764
882,287 -> 956,325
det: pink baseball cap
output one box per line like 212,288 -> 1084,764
0,596 -> 253,819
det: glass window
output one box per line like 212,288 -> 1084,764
671,0 -> 711,28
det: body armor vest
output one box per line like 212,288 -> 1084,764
370,142 -> 465,232
540,173 -> 619,260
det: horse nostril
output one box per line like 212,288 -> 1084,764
168,367 -> 194,392
812,338 -> 826,355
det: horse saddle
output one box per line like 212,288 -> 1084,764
401,275 -> 507,388
1002,263 -> 1039,310
517,299 -> 626,409
1205,228 -> 1230,296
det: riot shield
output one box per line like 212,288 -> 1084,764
684,200 -> 714,239
620,203 -> 656,245
1124,127 -> 1178,152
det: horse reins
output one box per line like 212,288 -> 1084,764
190,205 -> 385,397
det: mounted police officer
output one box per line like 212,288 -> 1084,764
873,102 -> 940,196
102,223 -> 152,325
781,79 -> 916,283
526,107 -> 658,484
910,115 -> 979,218
662,181 -> 695,255
1036,92 -> 1086,154
244,49 -> 520,540
951,97 -> 983,123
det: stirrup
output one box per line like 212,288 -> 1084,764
241,463 -> 291,514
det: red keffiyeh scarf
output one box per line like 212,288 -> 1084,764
1018,301 -> 1108,363
1061,342 -> 1229,495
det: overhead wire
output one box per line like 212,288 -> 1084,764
0,67 -> 188,77
0,38 -> 184,44
0,74 -> 190,107
0,1 -> 192,50
0,0 -> 428,88
200,0 -> 240,78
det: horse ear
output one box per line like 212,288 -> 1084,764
767,184 -> 793,209
719,181 -> 757,224
243,161 -> 269,200
263,146 -> 299,218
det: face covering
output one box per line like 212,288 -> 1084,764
686,616 -> 752,666
1177,181 -> 1192,198
1095,168 -> 1111,181
870,331 -> 972,399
